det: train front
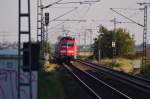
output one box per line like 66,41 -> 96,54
59,37 -> 77,62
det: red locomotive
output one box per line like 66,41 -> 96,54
55,36 -> 77,62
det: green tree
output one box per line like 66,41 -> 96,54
93,26 -> 134,59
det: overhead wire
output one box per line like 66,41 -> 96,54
45,0 -> 100,41
49,7 -> 78,22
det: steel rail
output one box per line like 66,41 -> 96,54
63,63 -> 102,99
82,68 -> 132,99
81,59 -> 150,83
79,59 -> 150,83
63,63 -> 131,99
77,60 -> 150,93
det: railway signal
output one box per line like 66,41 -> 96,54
45,13 -> 49,26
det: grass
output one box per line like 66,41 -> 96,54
78,51 -> 93,59
112,58 -> 134,73
38,62 -> 93,99
92,58 -> 134,73
139,71 -> 150,80
38,63 -> 66,99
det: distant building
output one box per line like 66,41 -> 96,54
134,44 -> 150,52
0,48 -> 18,70
0,48 -> 37,99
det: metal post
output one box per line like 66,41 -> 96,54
78,33 -> 81,58
45,26 -> 48,52
84,31 -> 86,57
40,6 -> 45,57
18,1 -> 21,99
18,0 -> 32,99
98,35 -> 101,64
112,18 -> 116,63
89,29 -> 93,52
142,6 -> 147,71
28,0 -> 32,98
37,0 -> 42,42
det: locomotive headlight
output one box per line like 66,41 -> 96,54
60,50 -> 66,53
68,50 -> 74,53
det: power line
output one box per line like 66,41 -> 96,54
54,19 -> 86,22
49,7 -> 78,22
42,0 -> 64,9
111,8 -> 141,10
48,7 -> 78,9
49,22 -> 65,30
42,0 -> 100,9
110,8 -> 144,27
54,0 -> 100,5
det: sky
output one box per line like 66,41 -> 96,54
0,0 -> 150,45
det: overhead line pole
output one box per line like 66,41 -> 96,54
137,2 -> 150,71
38,0 -> 64,58
97,25 -> 102,64
143,6 -> 147,71
112,18 -> 116,62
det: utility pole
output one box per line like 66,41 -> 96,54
37,1 -> 45,56
85,29 -> 93,51
142,6 -> 147,71
84,31 -> 87,49
137,2 -> 150,71
37,0 -> 42,42
89,29 -> 93,51
83,31 -> 87,57
112,18 -> 116,63
98,34 -> 101,64
18,0 -> 32,99
45,12 -> 49,52
97,25 -> 102,64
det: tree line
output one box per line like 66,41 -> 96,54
93,26 -> 135,59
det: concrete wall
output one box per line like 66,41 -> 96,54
0,56 -> 37,99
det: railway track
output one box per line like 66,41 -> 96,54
63,63 -> 132,99
75,59 -> 150,99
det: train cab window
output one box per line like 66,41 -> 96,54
62,42 -> 74,47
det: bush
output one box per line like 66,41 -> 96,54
113,58 -> 133,73
120,52 -> 141,60
141,59 -> 150,72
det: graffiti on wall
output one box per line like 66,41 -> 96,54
0,69 -> 37,99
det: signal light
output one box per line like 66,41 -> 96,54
45,13 -> 49,26
23,42 -> 40,71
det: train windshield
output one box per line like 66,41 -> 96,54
62,42 -> 74,47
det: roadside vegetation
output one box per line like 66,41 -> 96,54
77,51 -> 93,59
91,26 -> 135,73
38,60 -> 93,99
38,63 -> 66,99
93,26 -> 134,59
101,58 -> 134,73
87,26 -> 150,77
